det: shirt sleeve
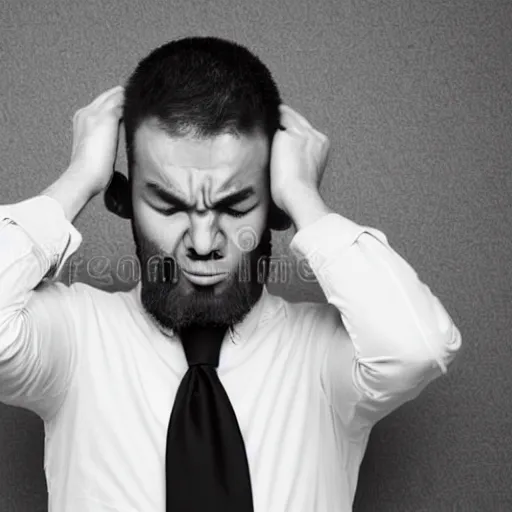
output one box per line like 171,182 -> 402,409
289,213 -> 462,435
0,195 -> 83,421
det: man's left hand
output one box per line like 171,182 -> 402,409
270,105 -> 330,216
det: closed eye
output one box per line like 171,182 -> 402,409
146,182 -> 257,218
220,207 -> 249,218
156,205 -> 255,218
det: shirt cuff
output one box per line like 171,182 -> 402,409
290,213 -> 384,272
0,195 -> 83,280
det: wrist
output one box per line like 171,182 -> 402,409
66,162 -> 105,198
41,164 -> 98,223
283,187 -> 333,232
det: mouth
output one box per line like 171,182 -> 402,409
182,270 -> 228,286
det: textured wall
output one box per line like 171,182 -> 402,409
1,0 -> 511,510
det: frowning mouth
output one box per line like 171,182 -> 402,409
181,270 -> 228,286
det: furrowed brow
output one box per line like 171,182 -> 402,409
146,182 -> 255,209
212,187 -> 255,208
146,182 -> 190,208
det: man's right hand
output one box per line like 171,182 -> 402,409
69,86 -> 124,196
41,86 -> 125,222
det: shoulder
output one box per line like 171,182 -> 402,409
32,278 -> 136,317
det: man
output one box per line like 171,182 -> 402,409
0,37 -> 461,511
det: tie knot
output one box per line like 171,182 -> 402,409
179,324 -> 229,367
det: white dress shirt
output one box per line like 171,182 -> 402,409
0,195 -> 461,512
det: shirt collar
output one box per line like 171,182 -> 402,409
130,282 -> 281,345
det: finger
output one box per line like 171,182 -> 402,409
90,85 -> 124,108
279,104 -> 313,131
278,105 -> 302,132
103,88 -> 125,112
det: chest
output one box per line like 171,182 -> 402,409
48,329 -> 338,511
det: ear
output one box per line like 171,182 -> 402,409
104,171 -> 133,219
268,201 -> 292,231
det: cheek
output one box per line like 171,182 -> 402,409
225,206 -> 268,255
132,203 -> 183,254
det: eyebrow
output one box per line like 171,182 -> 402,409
145,181 -> 256,209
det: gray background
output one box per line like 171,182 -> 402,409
1,0 -> 511,510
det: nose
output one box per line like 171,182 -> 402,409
186,212 -> 223,259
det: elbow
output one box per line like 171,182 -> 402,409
355,325 -> 462,401
0,310 -> 29,362
355,353 -> 437,401
386,304 -> 463,378
403,319 -> 463,380
426,294 -> 463,373
424,316 -> 463,375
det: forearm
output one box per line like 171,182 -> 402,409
282,186 -> 334,233
41,163 -> 98,223
290,213 -> 461,384
328,230 -> 460,371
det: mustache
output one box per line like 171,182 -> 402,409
132,227 -> 272,285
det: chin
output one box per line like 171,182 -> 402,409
133,223 -> 272,332
139,262 -> 265,332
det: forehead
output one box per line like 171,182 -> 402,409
133,121 -> 269,191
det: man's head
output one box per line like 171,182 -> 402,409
110,37 -> 289,333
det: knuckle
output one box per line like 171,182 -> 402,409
102,101 -> 118,116
319,134 -> 330,147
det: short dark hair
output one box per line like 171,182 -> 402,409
121,36 -> 291,230
123,36 -> 282,172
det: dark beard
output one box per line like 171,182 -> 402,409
131,223 -> 272,334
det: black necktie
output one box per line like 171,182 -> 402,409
165,324 -> 254,511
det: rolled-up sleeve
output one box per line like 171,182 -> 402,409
290,213 -> 462,432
